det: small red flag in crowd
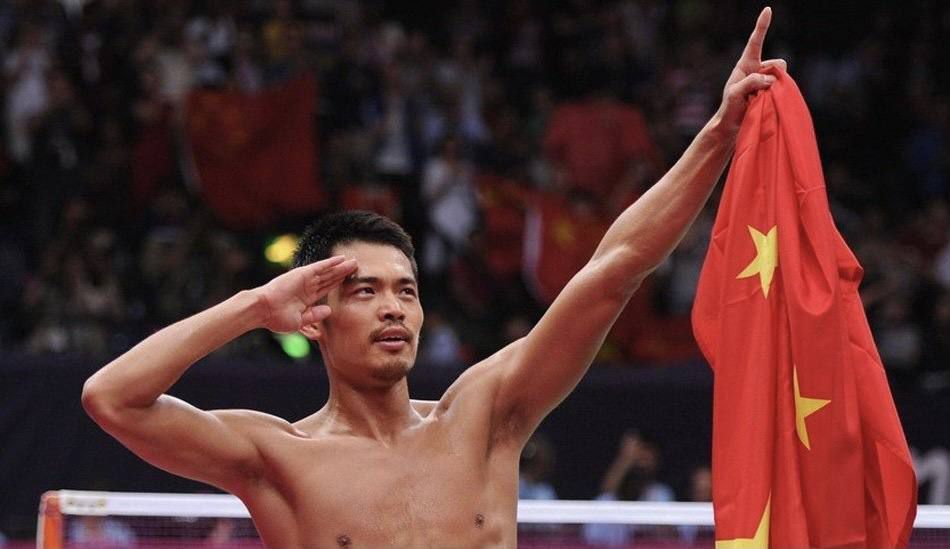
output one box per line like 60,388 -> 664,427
186,74 -> 324,229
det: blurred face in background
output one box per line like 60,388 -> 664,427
690,467 -> 712,502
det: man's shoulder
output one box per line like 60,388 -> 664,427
212,409 -> 305,437
435,339 -> 525,411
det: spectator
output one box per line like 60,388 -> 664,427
206,518 -> 239,547
519,433 -> 558,500
914,447 -> 950,505
4,22 -> 50,164
27,68 -> 93,249
368,61 -> 425,241
582,430 -> 674,546
876,295 -> 923,387
687,465 -> 711,502
543,66 -> 661,204
419,310 -> 464,368
678,465 -> 715,543
921,291 -> 950,392
421,135 -> 478,278
68,516 -> 136,548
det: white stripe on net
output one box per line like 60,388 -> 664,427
52,491 -> 950,528
57,491 -> 248,519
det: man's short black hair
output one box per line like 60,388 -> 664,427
293,210 -> 418,278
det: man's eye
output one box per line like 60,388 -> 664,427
401,288 -> 417,297
357,287 -> 374,295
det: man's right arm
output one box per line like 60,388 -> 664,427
81,256 -> 357,495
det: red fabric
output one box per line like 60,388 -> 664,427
476,173 -> 528,278
340,183 -> 401,220
522,187 -> 698,363
692,69 -> 916,548
611,302 -> 701,362
186,74 -> 323,229
131,101 -> 175,210
543,100 -> 660,197
523,191 -> 608,305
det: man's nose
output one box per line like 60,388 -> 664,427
378,292 -> 406,321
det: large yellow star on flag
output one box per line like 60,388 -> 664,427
793,366 -> 831,450
736,225 -> 778,298
716,497 -> 770,548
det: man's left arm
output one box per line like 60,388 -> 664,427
490,7 -> 786,441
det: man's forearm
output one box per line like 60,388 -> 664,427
593,113 -> 735,287
83,290 -> 267,410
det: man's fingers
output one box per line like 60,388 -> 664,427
301,304 -> 332,326
302,255 -> 347,275
761,58 -> 787,73
308,257 -> 357,282
296,255 -> 347,286
740,7 -> 772,66
307,258 -> 357,298
320,258 -> 358,279
728,72 -> 776,102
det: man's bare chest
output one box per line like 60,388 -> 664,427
254,423 -> 518,546
285,435 -> 485,508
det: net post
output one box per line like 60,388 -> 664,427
36,491 -> 64,549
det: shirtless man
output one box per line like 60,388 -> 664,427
82,8 -> 785,548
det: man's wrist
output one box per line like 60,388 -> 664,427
686,111 -> 738,170
704,109 -> 740,146
234,289 -> 271,332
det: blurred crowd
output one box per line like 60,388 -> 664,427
0,0 -> 947,389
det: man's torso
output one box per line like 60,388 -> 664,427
236,364 -> 523,548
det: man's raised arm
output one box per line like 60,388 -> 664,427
490,8 -> 786,439
81,256 -> 356,494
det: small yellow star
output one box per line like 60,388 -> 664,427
716,496 -> 770,548
793,366 -> 831,450
736,225 -> 778,298
553,218 -> 576,247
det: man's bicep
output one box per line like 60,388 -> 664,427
92,395 -> 270,493
495,258 -> 636,436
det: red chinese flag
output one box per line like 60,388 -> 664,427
186,74 -> 324,229
476,174 -> 528,278
692,69 -> 916,548
523,191 -> 608,305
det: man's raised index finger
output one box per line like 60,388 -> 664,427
741,7 -> 772,64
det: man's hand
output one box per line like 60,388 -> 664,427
254,256 -> 358,333
717,7 -> 787,134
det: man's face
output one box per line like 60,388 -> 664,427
315,241 -> 423,387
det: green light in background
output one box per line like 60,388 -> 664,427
265,234 -> 300,267
276,333 -> 311,360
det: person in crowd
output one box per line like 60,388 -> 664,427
519,433 -> 558,500
582,430 -> 674,546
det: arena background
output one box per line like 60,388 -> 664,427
1,0 -> 948,541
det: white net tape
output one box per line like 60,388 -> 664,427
45,490 -> 950,525
37,491 -> 950,548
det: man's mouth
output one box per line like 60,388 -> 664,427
372,326 -> 412,350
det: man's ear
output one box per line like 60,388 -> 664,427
299,322 -> 322,341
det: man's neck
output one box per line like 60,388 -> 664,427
319,378 -> 421,445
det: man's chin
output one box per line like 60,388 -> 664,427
371,360 -> 413,383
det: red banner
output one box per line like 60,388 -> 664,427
186,75 -> 324,229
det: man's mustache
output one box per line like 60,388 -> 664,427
369,322 -> 414,343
